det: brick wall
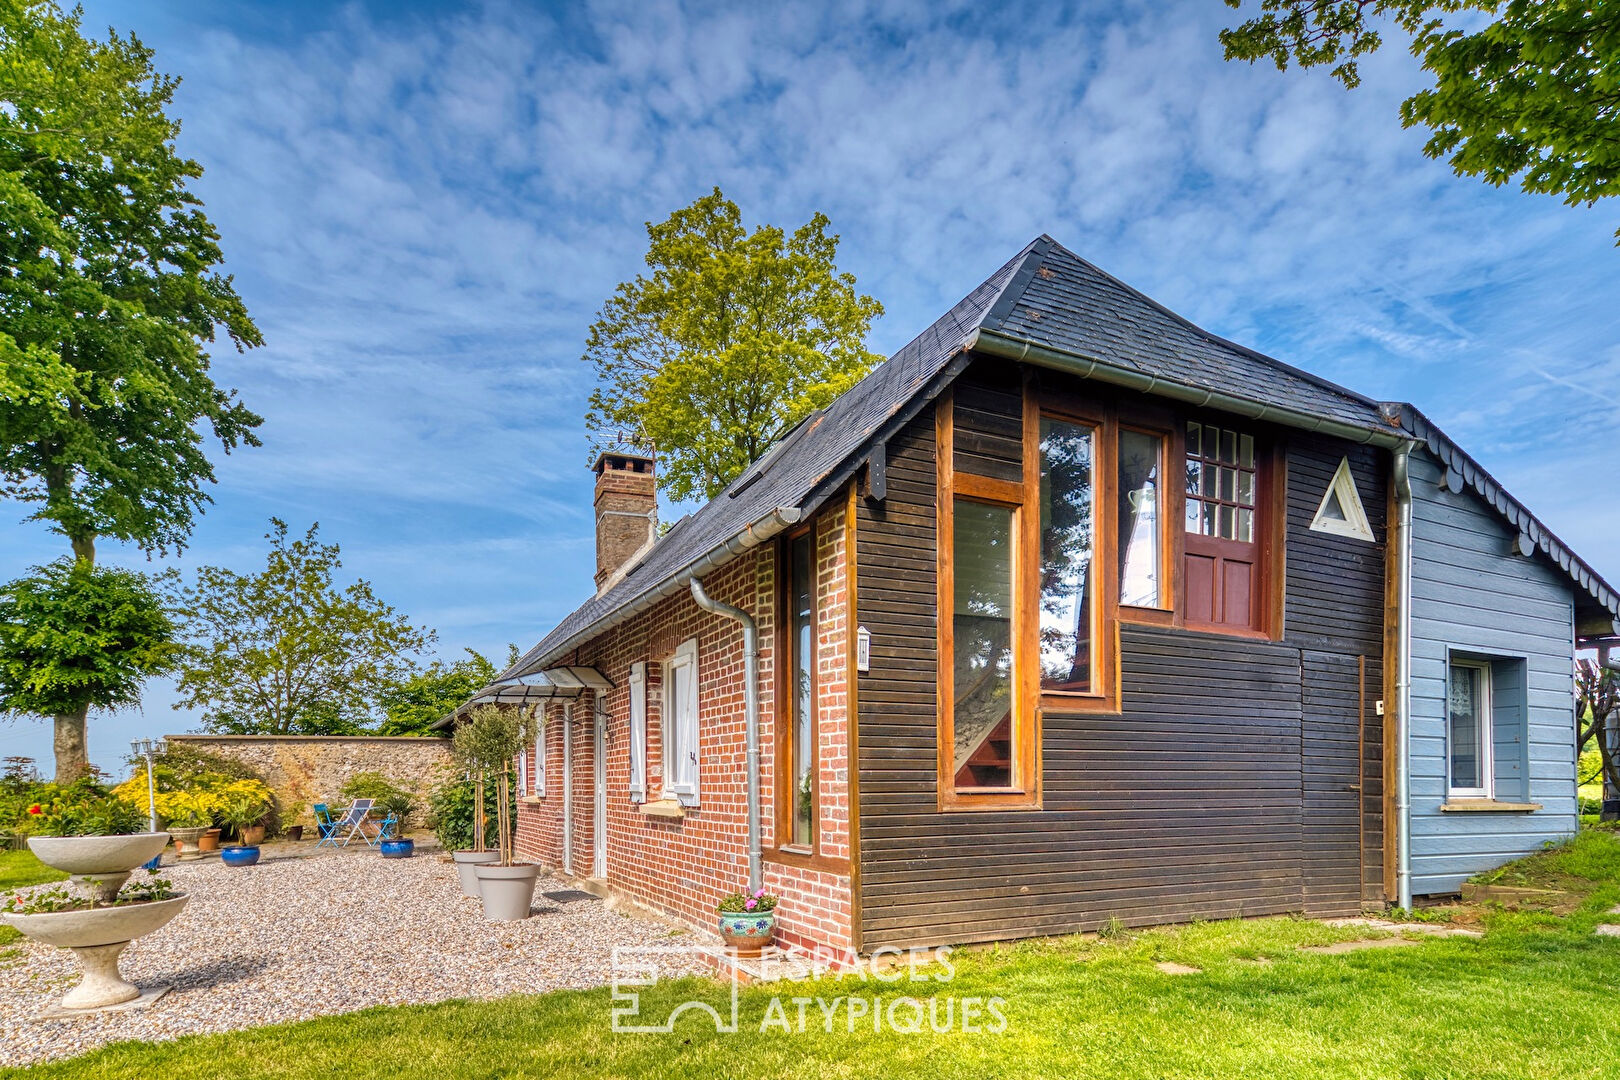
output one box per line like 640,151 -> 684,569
514,496 -> 855,952
164,735 -> 454,828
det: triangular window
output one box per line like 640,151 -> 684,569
1310,458 -> 1374,542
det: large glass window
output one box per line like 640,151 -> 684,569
788,531 -> 817,847
952,499 -> 1017,790
1448,661 -> 1492,797
1038,418 -> 1095,694
1118,429 -> 1164,608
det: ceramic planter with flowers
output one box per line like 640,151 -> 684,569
717,887 -> 778,953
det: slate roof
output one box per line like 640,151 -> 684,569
503,234 -> 1617,679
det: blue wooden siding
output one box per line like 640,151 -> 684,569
1408,450 -> 1578,895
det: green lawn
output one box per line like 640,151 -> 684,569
9,834 -> 1620,1079
0,849 -> 67,948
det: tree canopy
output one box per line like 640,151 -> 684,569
377,646 -> 519,736
0,558 -> 175,781
167,520 -> 433,736
584,188 -> 884,502
1220,1 -> 1620,240
0,0 -> 262,563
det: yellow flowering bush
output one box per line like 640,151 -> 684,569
112,770 -> 273,831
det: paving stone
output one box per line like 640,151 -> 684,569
1154,961 -> 1201,975
1301,938 -> 1423,955
1594,924 -> 1620,937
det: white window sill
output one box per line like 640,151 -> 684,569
1440,800 -> 1542,812
639,799 -> 687,820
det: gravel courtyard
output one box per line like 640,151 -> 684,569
1,847 -> 697,1067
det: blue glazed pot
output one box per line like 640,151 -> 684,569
379,838 -> 414,859
717,909 -> 776,952
221,845 -> 260,868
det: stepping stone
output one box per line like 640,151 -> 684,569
1594,925 -> 1620,937
1608,905 -> 1620,915
1301,938 -> 1422,955
1155,961 -> 1201,975
541,889 -> 599,903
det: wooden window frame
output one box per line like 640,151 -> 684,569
1115,422 -> 1175,620
772,525 -> 825,860
1029,389 -> 1120,716
937,389 -> 1042,811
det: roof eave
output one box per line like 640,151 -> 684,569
967,327 -> 1406,449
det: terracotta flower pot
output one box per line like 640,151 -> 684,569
197,829 -> 221,853
241,825 -> 266,846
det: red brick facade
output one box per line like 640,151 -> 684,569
513,496 -> 855,953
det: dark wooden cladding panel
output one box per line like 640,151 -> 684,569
952,363 -> 1023,482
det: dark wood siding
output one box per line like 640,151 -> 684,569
854,370 -> 1390,950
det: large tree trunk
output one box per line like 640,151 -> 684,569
53,704 -> 91,783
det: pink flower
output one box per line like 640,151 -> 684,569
753,888 -> 766,898
744,898 -> 758,910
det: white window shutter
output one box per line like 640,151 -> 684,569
628,662 -> 647,802
668,638 -> 701,806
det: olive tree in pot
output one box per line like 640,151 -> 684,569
454,704 -> 539,920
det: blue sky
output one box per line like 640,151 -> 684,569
4,0 -> 1618,776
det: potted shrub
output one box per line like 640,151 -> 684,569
22,782 -> 168,902
154,791 -> 213,860
217,781 -> 273,868
717,887 -> 778,954
455,704 -> 540,920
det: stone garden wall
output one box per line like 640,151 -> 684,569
165,735 -> 455,828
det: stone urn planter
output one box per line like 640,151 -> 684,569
452,850 -> 500,898
1,895 -> 188,1010
166,826 -> 208,860
473,863 -> 541,920
27,834 -> 170,903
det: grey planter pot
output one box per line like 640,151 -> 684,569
473,863 -> 541,921
452,850 -> 500,898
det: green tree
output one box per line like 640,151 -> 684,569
0,2 -> 259,775
1219,1 -> 1620,240
585,188 -> 884,502
377,645 -> 519,736
0,559 -> 176,781
168,520 -> 433,735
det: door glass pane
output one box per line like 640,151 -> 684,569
1039,418 -> 1094,694
1118,429 -> 1162,607
953,499 -> 1016,789
1449,665 -> 1483,791
790,532 -> 816,847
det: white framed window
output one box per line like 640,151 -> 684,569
1448,660 -> 1493,798
533,708 -> 547,798
664,638 -> 700,806
628,662 -> 647,803
1309,457 -> 1375,542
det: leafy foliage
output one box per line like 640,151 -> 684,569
6,777 -> 145,837
451,705 -> 536,865
1578,657 -> 1619,804
0,559 -> 175,780
1220,1 -> 1620,240
585,188 -> 884,501
4,869 -> 175,914
168,520 -> 434,735
0,0 -> 262,560
377,646 -> 517,736
716,887 -> 778,914
111,750 -> 275,834
427,769 -> 512,852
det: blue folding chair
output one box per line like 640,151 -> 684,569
322,799 -> 376,848
312,803 -> 339,847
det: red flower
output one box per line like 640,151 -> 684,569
27,805 -> 41,815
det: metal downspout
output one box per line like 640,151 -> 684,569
689,576 -> 762,894
562,702 -> 574,876
1394,441 -> 1417,911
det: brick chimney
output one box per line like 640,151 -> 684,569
593,451 -> 657,593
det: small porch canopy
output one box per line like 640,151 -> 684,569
431,666 -> 614,730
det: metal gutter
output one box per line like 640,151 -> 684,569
562,702 -> 574,876
1393,440 -> 1418,911
689,577 -> 763,894
516,506 -> 802,676
968,327 -> 1406,449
